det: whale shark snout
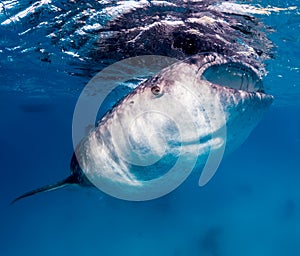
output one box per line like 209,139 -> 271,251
191,53 -> 273,154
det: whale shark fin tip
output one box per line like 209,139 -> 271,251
10,175 -> 78,205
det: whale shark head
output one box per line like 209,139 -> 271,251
185,53 -> 273,154
194,54 -> 273,183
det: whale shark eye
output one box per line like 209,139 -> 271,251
201,62 -> 263,93
151,85 -> 161,95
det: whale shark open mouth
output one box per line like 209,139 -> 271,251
201,62 -> 264,93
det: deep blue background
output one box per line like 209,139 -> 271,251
1,95 -> 299,255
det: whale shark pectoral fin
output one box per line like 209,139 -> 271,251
10,175 -> 78,205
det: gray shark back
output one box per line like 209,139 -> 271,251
1,0 -> 273,77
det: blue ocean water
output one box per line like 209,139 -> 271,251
0,1 -> 299,256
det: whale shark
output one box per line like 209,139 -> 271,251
11,53 -> 273,203
8,0 -> 275,203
